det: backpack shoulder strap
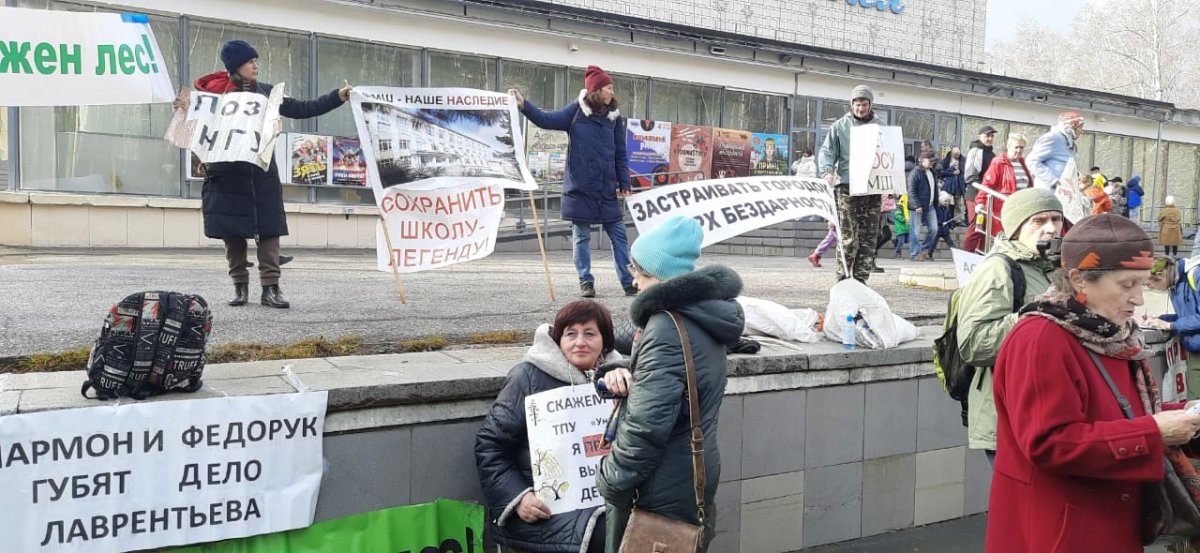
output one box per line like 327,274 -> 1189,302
1184,258 -> 1200,291
1003,255 -> 1027,313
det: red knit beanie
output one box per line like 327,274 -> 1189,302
584,65 -> 613,93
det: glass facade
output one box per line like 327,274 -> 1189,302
5,0 -> 1197,214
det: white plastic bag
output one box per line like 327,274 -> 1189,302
736,296 -> 821,343
822,279 -> 917,348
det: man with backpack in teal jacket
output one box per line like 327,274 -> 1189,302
953,188 -> 1063,464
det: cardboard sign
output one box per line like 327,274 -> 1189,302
524,385 -> 613,514
951,248 -> 986,286
849,124 -> 904,196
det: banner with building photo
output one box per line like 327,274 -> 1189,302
848,124 -> 904,196
625,176 -> 840,247
0,392 -> 328,553
164,86 -> 285,171
712,128 -> 752,179
668,124 -> 712,184
330,137 -> 367,186
288,134 -> 331,185
525,385 -> 613,514
626,119 -> 672,189
750,133 -> 790,176
349,87 -> 537,273
0,7 -> 176,106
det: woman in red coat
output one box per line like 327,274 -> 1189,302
975,133 -> 1032,239
988,214 -> 1200,553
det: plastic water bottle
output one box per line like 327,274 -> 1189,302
842,314 -> 857,350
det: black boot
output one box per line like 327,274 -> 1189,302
228,283 -> 249,306
261,284 -> 290,309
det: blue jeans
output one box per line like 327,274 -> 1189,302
572,221 -> 633,288
908,208 -> 938,258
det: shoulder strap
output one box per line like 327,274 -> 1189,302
1184,258 -> 1200,291
1085,350 -> 1136,419
1002,255 -> 1027,313
664,310 -> 706,525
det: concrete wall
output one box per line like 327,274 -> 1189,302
5,327 -> 991,552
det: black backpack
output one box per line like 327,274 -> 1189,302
82,291 -> 212,400
933,255 -> 1025,424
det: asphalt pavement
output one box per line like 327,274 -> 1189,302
0,246 -> 955,358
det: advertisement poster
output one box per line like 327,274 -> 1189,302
526,121 -> 568,184
331,137 -> 367,186
750,132 -> 790,176
668,124 -> 712,184
167,499 -> 483,553
625,119 -> 672,189
290,134 -> 331,185
711,128 -> 752,179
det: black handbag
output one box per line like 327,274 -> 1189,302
1086,350 -> 1200,545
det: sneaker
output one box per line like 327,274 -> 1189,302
807,253 -> 822,267
894,250 -> 902,258
623,285 -> 639,297
872,266 -> 885,273
580,281 -> 596,298
280,255 -> 294,265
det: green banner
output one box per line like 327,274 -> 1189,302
167,499 -> 483,553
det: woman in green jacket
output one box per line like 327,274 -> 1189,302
596,216 -> 744,552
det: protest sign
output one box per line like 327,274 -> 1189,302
1162,337 -> 1189,403
0,392 -> 328,553
751,132 -> 790,176
166,499 -> 483,553
330,137 -> 367,186
950,248 -> 986,286
164,86 -> 285,171
1053,158 -> 1092,223
626,176 -> 839,248
848,124 -> 904,196
288,134 -> 331,185
626,119 -> 672,189
668,124 -> 712,184
350,87 -> 538,274
524,385 -> 613,514
0,7 -> 175,106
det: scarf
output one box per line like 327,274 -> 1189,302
1020,285 -> 1160,413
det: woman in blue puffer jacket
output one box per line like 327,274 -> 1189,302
1145,255 -> 1200,398
510,65 -> 635,299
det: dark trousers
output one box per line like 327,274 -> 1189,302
224,236 -> 281,286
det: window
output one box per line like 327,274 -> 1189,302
189,21 -> 311,132
1093,133 -> 1132,179
19,5 -> 182,195
791,131 -> 816,164
429,51 -> 495,89
895,110 -> 935,142
569,69 -> 648,120
649,79 -> 720,126
1075,132 -> 1095,175
820,100 -> 849,127
1131,137 -> 1163,217
1167,142 -> 1200,222
315,37 -> 419,137
502,61 -> 564,111
722,90 -> 786,133
0,108 -> 9,188
938,115 -> 958,145
793,98 -> 817,129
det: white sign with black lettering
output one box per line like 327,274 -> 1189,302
164,85 -> 284,170
525,385 -> 613,514
0,392 -> 328,553
624,176 -> 840,248
951,248 -> 986,286
848,124 -> 904,196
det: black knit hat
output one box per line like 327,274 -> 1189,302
220,40 -> 258,74
1061,214 -> 1154,271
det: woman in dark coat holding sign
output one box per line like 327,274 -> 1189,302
475,301 -> 628,553
177,40 -> 351,309
510,65 -> 635,299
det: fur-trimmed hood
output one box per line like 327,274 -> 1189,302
523,323 -> 621,385
629,265 -> 745,345
577,89 -> 620,121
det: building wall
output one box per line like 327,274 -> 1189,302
533,0 -> 988,70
